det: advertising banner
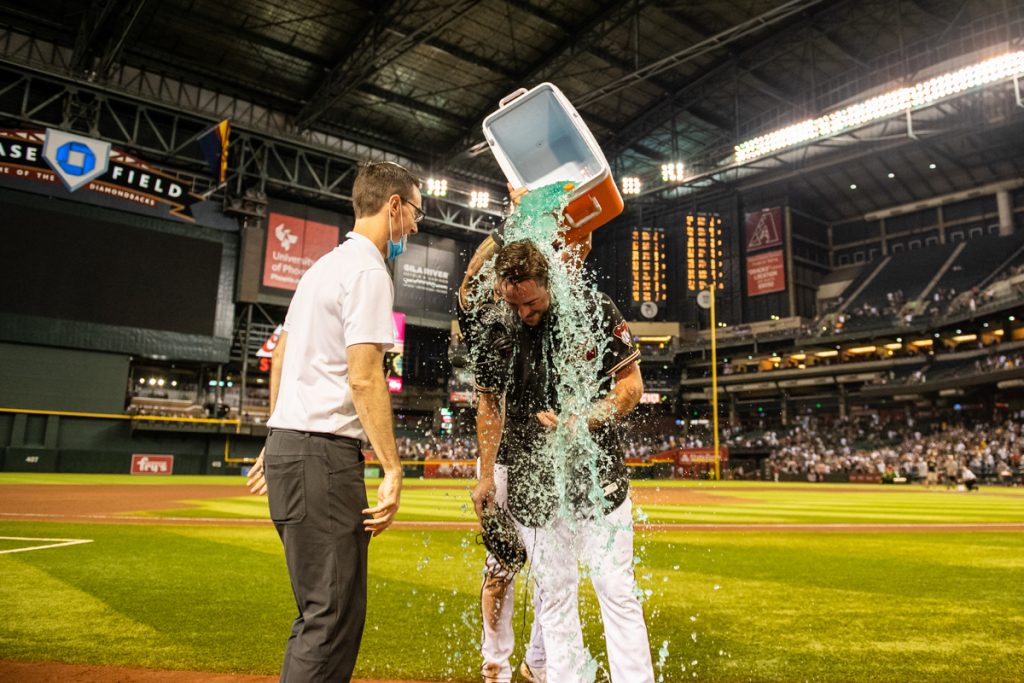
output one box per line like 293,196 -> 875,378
0,129 -> 230,226
262,213 -> 340,291
393,238 -> 458,316
746,249 -> 786,296
131,454 -> 174,475
745,207 -> 783,252
386,312 -> 405,393
672,447 -> 729,465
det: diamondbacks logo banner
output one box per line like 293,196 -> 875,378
745,207 -> 782,252
0,129 -> 207,222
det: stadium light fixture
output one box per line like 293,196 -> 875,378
469,191 -> 490,209
734,51 -> 1024,163
952,334 -> 978,343
661,162 -> 685,182
929,163 -> 937,170
621,176 -> 642,194
815,350 -> 838,358
887,172 -> 895,179
425,177 -> 448,197
848,345 -> 877,354
911,339 -> 933,347
849,184 -> 857,190
884,342 -> 903,350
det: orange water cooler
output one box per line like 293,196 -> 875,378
482,83 -> 623,244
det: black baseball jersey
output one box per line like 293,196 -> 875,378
476,290 -> 639,527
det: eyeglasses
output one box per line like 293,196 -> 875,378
403,198 -> 425,223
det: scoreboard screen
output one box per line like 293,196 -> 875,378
685,213 -> 724,292
631,227 -> 667,304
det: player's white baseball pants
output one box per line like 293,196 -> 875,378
517,497 -> 655,683
480,463 -> 546,682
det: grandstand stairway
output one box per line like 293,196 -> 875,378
910,242 -> 965,315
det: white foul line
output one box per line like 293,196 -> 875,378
0,536 -> 94,555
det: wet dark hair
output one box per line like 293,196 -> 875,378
352,161 -> 420,219
494,239 -> 549,289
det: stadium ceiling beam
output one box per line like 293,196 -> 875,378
295,0 -> 477,129
504,0 -> 681,95
573,0 -> 825,111
69,0 -> 148,79
812,26 -> 871,71
357,82 -> 470,127
443,0 -> 652,165
0,41 -> 503,236
605,0 -> 853,161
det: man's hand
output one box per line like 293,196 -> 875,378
508,183 -> 527,206
536,410 -> 580,432
363,472 -> 402,537
536,410 -> 559,430
246,448 -> 267,496
471,476 -> 495,521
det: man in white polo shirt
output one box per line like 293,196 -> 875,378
255,161 -> 421,682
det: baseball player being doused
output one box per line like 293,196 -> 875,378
458,186 -> 548,683
466,235 -> 655,680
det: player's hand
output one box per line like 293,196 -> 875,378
508,183 -> 527,206
471,476 -> 495,521
536,410 -> 558,430
537,411 -> 580,432
363,472 -> 402,537
246,448 -> 268,496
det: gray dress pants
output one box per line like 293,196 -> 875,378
265,429 -> 370,682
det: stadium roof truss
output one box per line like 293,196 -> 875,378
0,0 -> 1022,228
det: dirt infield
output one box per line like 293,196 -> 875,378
2,483 -> 1023,533
0,484 -> 245,516
0,661 -> 436,683
0,483 -> 755,517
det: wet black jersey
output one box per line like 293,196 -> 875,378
476,290 -> 639,526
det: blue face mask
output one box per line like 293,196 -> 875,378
387,207 -> 407,262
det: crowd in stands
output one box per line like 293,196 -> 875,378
396,434 -> 479,461
389,412 -> 1021,486
740,414 -> 1022,485
820,260 -> 1024,334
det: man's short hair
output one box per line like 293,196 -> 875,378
352,161 -> 420,219
495,239 -> 549,289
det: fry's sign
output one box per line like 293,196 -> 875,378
131,454 -> 174,475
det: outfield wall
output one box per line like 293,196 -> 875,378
0,408 -> 265,475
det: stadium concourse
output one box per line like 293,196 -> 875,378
1,0 -> 1024,681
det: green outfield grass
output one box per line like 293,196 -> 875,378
1,474 -> 1022,681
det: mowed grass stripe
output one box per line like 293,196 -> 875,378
2,519 -> 1022,681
